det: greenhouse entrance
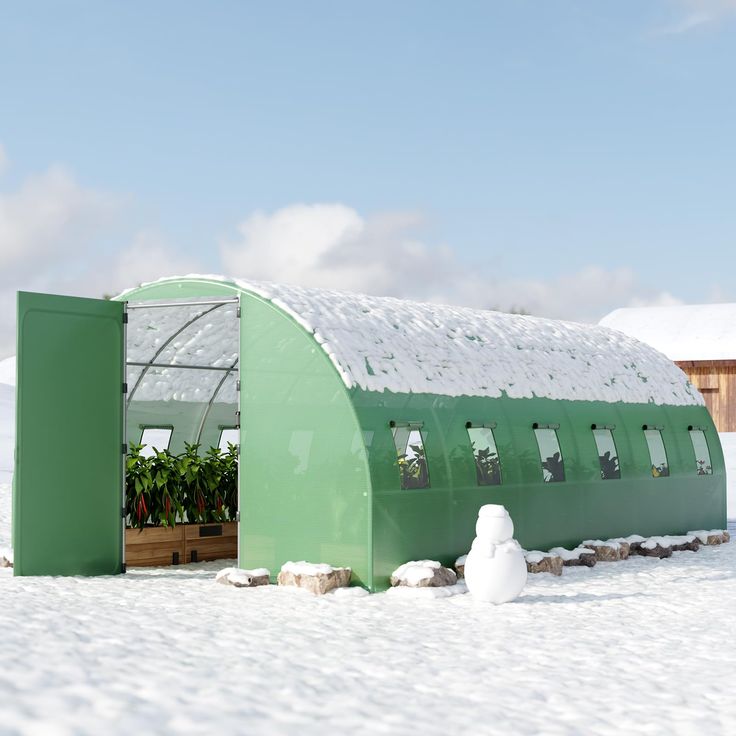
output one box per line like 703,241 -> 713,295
13,291 -> 242,576
124,296 -> 241,568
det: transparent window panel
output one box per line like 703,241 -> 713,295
126,366 -> 145,395
392,426 -> 430,489
644,429 -> 669,477
467,427 -> 502,485
126,301 -> 238,368
139,427 -> 172,457
689,430 -> 713,475
155,303 -> 238,372
218,428 -> 239,452
534,428 -> 565,483
592,429 -> 621,480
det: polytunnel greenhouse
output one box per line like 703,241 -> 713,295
13,276 -> 727,590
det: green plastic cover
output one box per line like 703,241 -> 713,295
14,292 -> 124,575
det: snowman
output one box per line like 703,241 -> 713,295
463,504 -> 527,603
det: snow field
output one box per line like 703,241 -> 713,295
1,482 -> 735,736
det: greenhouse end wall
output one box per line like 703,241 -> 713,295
118,279 -> 374,588
238,294 -> 373,587
351,390 -> 726,590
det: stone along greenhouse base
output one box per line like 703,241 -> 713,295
125,522 -> 237,567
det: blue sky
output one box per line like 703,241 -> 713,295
1,1 -> 735,355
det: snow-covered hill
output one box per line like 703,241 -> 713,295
0,383 -> 14,485
0,356 -> 15,387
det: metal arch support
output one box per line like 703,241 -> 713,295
126,298 -> 239,310
127,361 -> 232,372
194,359 -> 240,445
126,303 -> 229,407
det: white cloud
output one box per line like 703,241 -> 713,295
221,203 -> 447,297
99,230 -> 201,297
0,153 -> 199,358
0,164 -> 121,282
658,0 -> 736,34
0,146 -> 706,361
220,203 -> 682,325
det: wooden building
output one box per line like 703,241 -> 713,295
600,304 -> 736,432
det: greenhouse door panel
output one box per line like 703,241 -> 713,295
14,292 -> 125,576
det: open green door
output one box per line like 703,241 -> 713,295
13,292 -> 125,576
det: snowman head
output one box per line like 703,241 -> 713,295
475,504 -> 514,542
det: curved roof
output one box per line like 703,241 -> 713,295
600,304 -> 736,362
120,275 -> 702,407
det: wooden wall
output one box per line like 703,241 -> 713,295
676,360 -> 736,432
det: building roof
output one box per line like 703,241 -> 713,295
600,303 -> 736,362
120,275 -> 703,407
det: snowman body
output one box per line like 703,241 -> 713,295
464,504 -> 527,604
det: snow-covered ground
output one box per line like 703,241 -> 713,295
720,433 -> 736,517
0,481 -> 734,735
1,350 -> 736,734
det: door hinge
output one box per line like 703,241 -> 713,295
236,380 -> 241,392
122,382 -> 128,394
236,511 -> 240,522
122,312 -> 128,324
122,443 -> 128,454
236,306 -> 241,318
121,506 -> 127,518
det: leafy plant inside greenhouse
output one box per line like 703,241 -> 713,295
472,444 -> 501,485
398,443 -> 430,489
125,442 -> 238,528
598,451 -> 621,480
542,451 -> 565,482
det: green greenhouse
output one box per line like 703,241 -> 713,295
13,276 -> 726,589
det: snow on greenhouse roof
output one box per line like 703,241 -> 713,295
599,303 -> 736,362
120,276 -> 703,407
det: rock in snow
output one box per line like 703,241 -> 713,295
667,535 -> 701,553
631,538 -> 674,559
454,554 -> 467,579
582,540 -> 628,562
549,546 -> 597,567
464,505 -> 527,603
617,535 -> 646,555
524,551 -> 564,576
390,560 -> 457,588
277,561 -> 352,595
216,567 -> 270,588
688,529 -> 730,545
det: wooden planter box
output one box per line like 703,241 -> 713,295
125,522 -> 237,567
